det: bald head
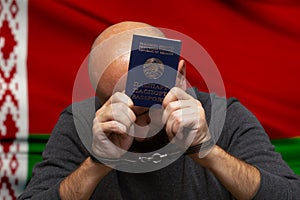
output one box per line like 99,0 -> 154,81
92,21 -> 164,48
89,21 -> 165,103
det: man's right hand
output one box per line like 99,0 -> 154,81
92,92 -> 136,159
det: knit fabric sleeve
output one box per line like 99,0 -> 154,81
222,99 -> 300,199
17,107 -> 90,200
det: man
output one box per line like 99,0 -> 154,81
18,21 -> 300,200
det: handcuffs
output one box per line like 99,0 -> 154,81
90,139 -> 214,166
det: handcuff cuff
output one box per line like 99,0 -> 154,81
90,139 -> 214,166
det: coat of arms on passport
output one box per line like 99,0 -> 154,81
125,34 -> 182,107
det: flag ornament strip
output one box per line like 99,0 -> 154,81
0,0 -> 28,199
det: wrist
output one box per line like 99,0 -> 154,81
88,156 -> 112,173
60,157 -> 112,200
189,145 -> 222,169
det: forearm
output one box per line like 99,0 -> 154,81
191,145 -> 260,200
59,157 -> 112,200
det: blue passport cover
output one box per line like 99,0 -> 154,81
125,34 -> 182,107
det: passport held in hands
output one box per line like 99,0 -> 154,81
125,34 -> 182,107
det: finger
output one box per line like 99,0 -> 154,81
100,121 -> 128,135
182,108 -> 205,127
181,112 -> 210,142
162,100 -> 196,124
97,103 -> 136,127
170,106 -> 204,131
164,113 -> 193,148
165,109 -> 183,137
162,87 -> 193,108
107,92 -> 134,108
165,104 -> 203,135
162,101 -> 180,124
170,110 -> 209,146
110,92 -> 136,124
110,102 -> 136,126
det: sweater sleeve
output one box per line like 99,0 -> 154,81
17,108 -> 90,200
223,100 -> 300,199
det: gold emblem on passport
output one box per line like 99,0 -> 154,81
143,58 -> 164,80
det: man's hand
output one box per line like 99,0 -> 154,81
92,92 -> 136,159
162,87 -> 211,149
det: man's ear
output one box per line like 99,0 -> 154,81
178,59 -> 186,76
176,59 -> 186,89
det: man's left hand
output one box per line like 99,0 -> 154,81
162,87 -> 211,149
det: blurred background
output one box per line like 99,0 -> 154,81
0,0 -> 299,198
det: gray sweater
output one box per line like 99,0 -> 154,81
18,90 -> 300,199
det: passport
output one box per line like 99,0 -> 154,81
125,34 -> 182,107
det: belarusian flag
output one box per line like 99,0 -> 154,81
0,0 -> 299,199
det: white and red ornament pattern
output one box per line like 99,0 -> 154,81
0,0 -> 28,199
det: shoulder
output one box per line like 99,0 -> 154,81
188,87 -> 240,119
51,96 -> 101,140
188,87 -> 238,106
60,97 -> 102,125
190,87 -> 265,147
56,96 -> 102,137
53,97 -> 102,156
64,96 -> 101,115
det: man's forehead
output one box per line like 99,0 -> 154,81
89,27 -> 164,91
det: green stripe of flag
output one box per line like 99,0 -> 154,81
27,134 -> 51,185
271,137 -> 300,175
27,134 -> 300,183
